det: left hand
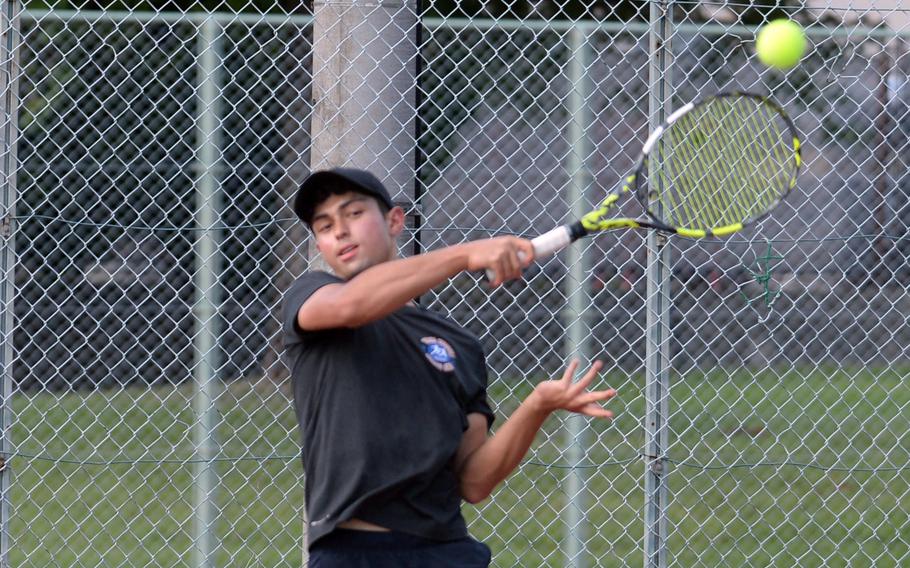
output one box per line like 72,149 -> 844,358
531,359 -> 616,418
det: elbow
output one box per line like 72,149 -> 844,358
460,483 -> 492,504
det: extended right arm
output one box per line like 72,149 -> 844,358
297,237 -> 533,330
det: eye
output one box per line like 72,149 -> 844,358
348,208 -> 364,217
316,223 -> 331,233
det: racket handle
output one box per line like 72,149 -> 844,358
530,225 -> 573,257
484,226 -> 573,281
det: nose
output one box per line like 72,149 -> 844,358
333,218 -> 350,239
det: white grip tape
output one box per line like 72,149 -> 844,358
530,226 -> 572,258
484,226 -> 572,281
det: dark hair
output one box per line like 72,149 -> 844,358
306,179 -> 391,227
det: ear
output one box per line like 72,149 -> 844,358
386,206 -> 406,237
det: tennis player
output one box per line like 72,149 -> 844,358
282,167 -> 617,567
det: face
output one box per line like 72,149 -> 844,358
310,191 -> 404,279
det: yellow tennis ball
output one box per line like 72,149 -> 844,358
756,19 -> 806,70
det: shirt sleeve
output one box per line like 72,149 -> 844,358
281,271 -> 343,348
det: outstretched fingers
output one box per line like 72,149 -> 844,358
567,360 -> 604,395
561,359 -> 580,383
577,404 -> 615,419
541,359 -> 617,418
575,388 -> 617,406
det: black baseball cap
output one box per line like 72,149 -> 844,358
294,167 -> 395,225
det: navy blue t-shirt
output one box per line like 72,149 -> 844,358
281,271 -> 495,548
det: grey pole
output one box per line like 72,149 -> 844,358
192,16 -> 223,568
306,0 -> 418,550
564,24 -> 592,568
309,0 -> 419,268
644,2 -> 673,568
0,3 -> 17,566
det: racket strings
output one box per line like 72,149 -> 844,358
650,96 -> 795,231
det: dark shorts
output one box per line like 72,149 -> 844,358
308,528 -> 492,568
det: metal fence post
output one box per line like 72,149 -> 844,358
0,2 -> 16,566
644,2 -> 673,568
564,22 -> 592,568
193,15 -> 224,568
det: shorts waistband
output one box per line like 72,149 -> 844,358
313,528 -> 443,551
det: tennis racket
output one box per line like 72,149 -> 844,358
492,91 -> 800,277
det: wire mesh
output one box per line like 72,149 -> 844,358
5,1 -> 910,567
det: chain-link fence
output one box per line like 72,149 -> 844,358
5,1 -> 910,566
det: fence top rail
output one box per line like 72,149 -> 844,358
18,9 -> 910,40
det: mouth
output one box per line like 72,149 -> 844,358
337,244 -> 358,262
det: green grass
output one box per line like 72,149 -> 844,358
9,368 -> 910,566
10,381 -> 303,567
469,367 -> 910,567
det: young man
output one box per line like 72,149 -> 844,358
282,167 -> 617,567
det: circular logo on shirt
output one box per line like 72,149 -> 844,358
420,336 -> 456,372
